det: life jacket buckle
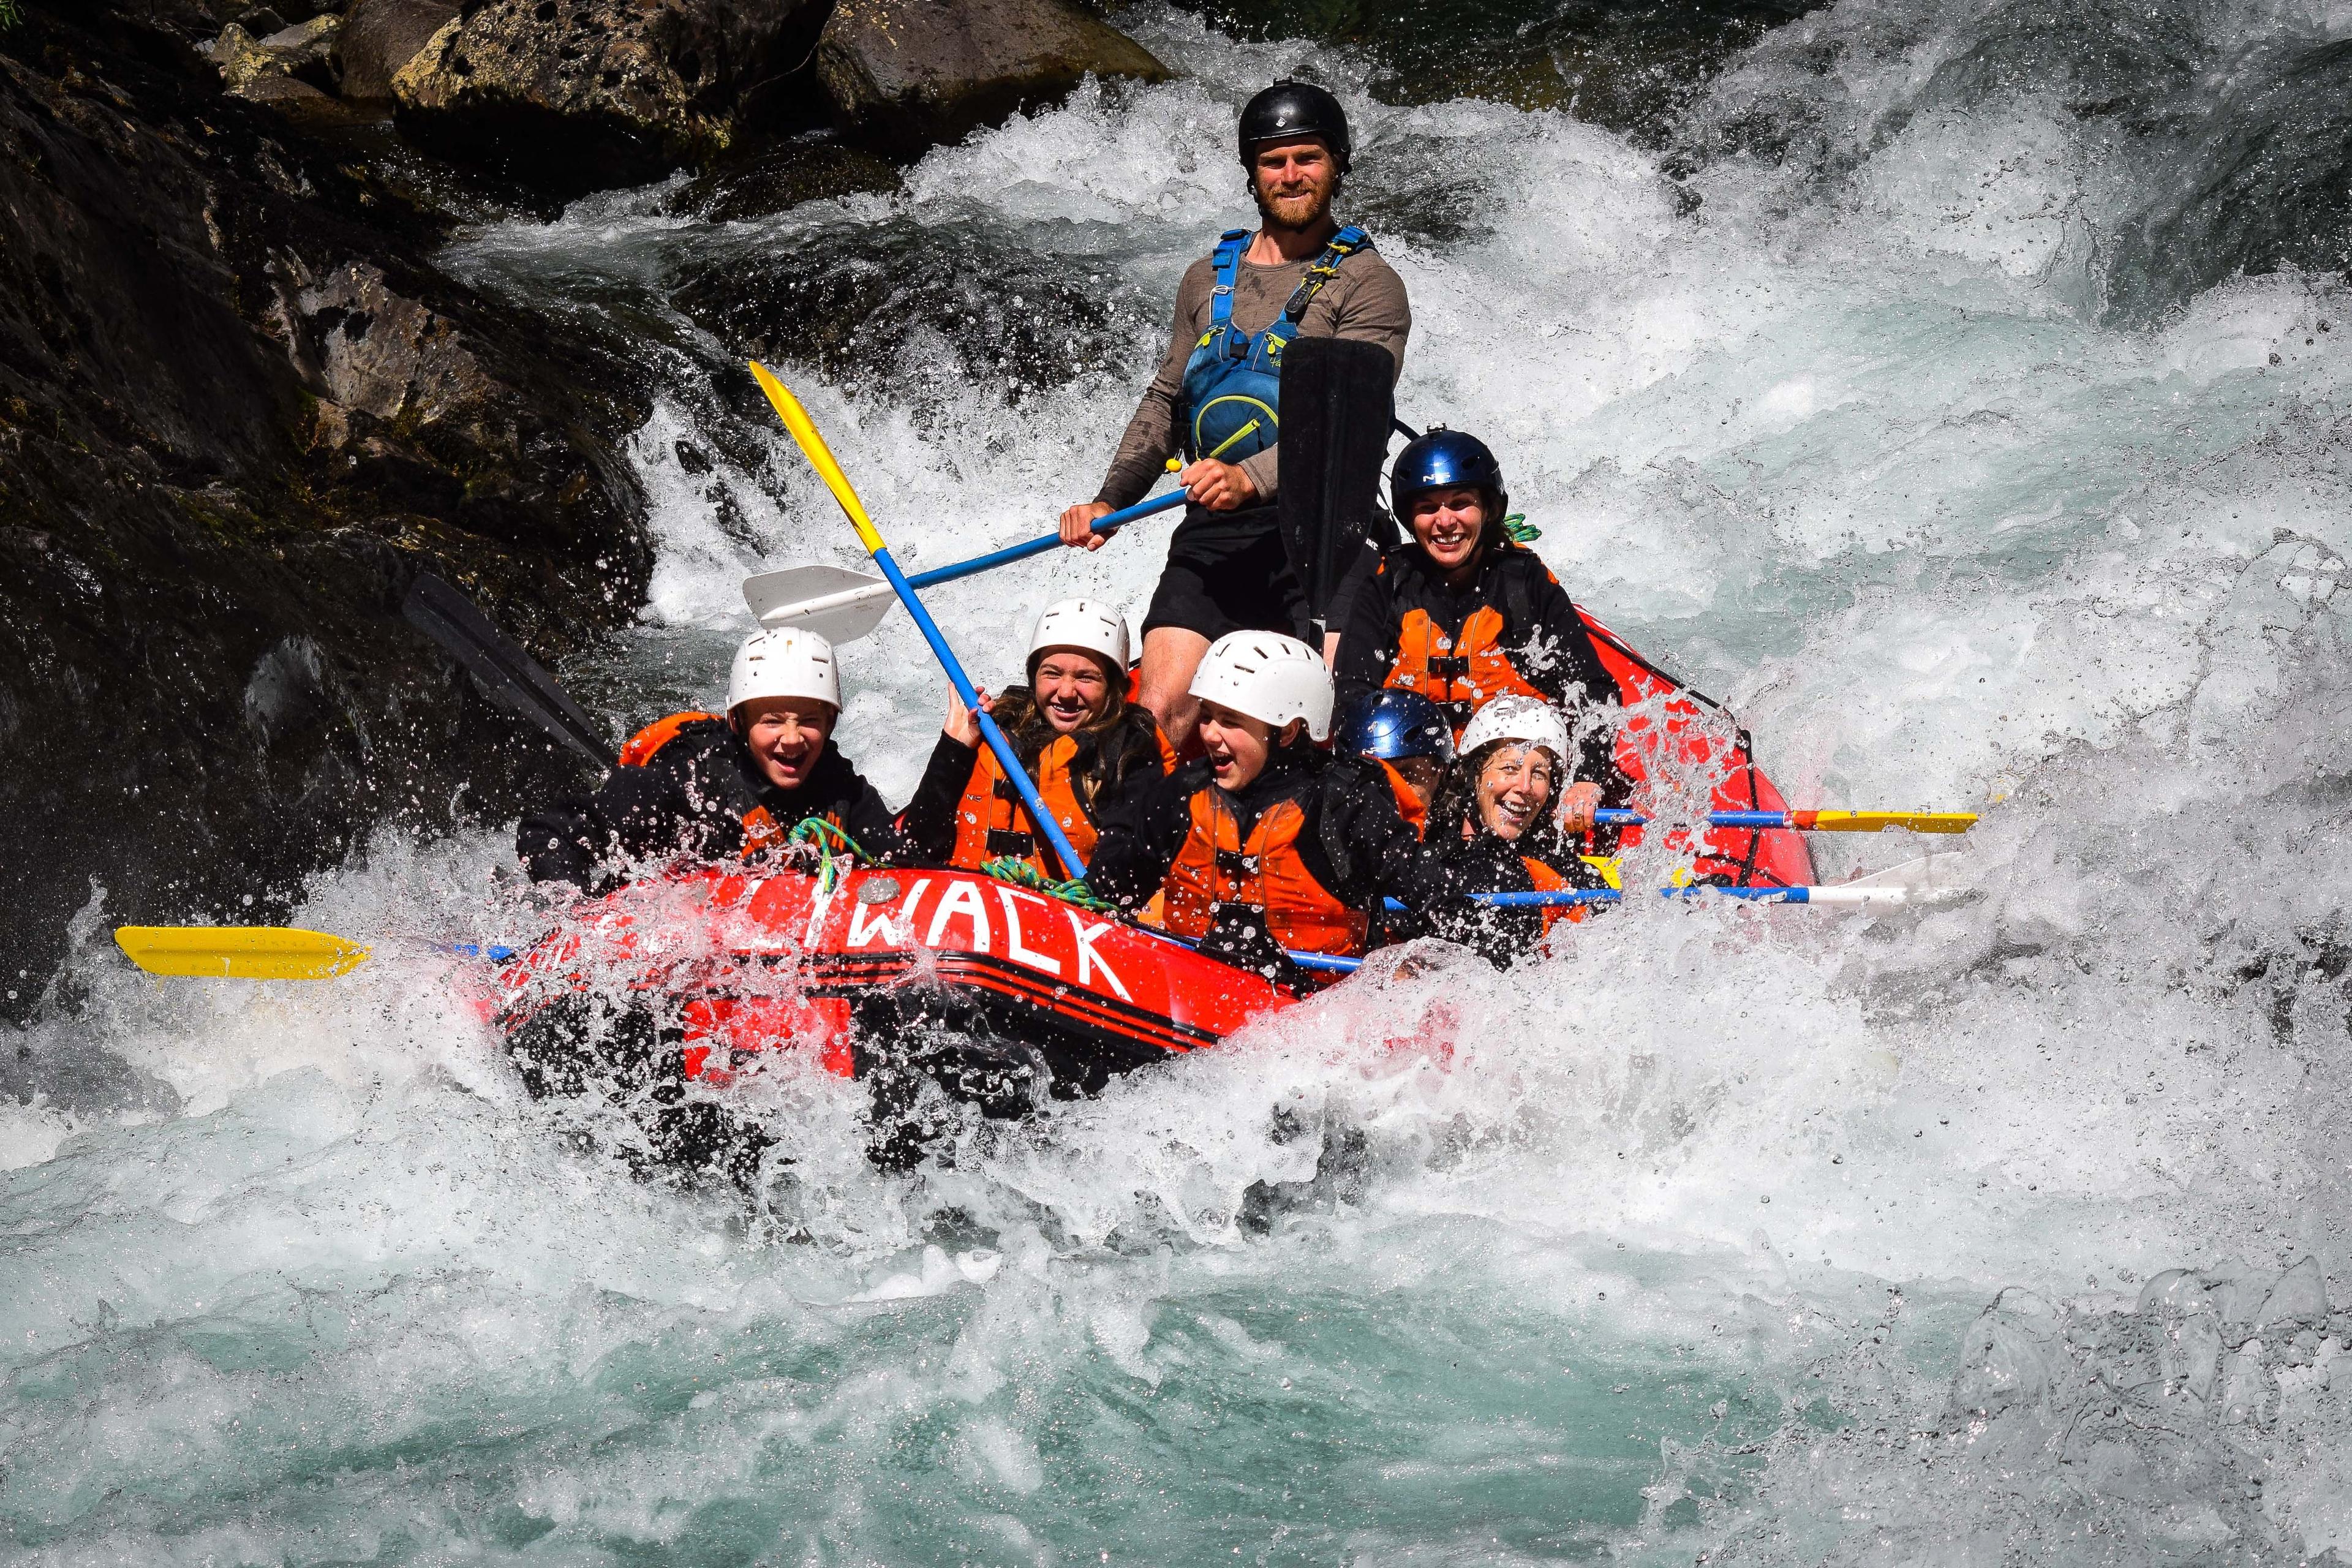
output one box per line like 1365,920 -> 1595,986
986,828 -> 1036,858
1428,655 -> 1471,680
1214,848 -> 1259,879
991,776 -> 1026,802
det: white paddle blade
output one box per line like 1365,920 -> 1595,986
741,564 -> 896,644
1831,851 -> 1978,905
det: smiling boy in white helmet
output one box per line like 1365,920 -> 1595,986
897,598 -> 1177,879
1080,630 -> 1457,977
518,626 -> 908,890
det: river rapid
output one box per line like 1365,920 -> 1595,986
8,1 -> 2352,1561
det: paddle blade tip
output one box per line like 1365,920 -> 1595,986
114,925 -> 372,980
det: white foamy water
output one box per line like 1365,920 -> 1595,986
7,2 -> 2351,1561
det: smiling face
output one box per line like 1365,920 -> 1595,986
1031,649 -> 1115,735
1196,701 -> 1290,791
734,696 -> 836,792
1250,137 -> 1340,232
1406,486 -> 1488,577
1474,742 -> 1558,842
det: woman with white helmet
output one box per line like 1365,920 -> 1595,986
518,625 -> 905,890
1422,694 -> 1612,960
897,598 -> 1174,878
1082,630 -> 1457,975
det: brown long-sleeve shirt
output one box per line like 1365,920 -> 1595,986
1094,236 -> 1411,510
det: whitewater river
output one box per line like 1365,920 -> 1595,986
8,1 -> 2352,1560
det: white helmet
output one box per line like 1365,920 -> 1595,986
726,625 -> 841,714
1188,630 -> 1334,741
1027,597 -> 1131,678
1458,694 -> 1570,764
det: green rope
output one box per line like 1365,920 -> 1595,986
787,817 -> 870,894
1503,513 -> 1542,545
979,854 -> 1118,913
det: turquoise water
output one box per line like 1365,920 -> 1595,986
8,0 -> 2352,1561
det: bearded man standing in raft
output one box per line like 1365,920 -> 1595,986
1057,79 -> 1411,749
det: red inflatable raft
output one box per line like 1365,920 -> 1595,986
495,864 -> 1301,1094
1576,605 -> 1814,889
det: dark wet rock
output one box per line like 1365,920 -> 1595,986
671,216 -> 1159,405
391,0 -> 832,197
1175,0 -> 1814,141
674,135 -> 902,221
2107,37 -> 2352,323
337,0 -> 454,104
815,0 -> 1169,158
0,4 -> 652,1018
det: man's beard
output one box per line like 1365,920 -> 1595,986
1252,176 -> 1338,234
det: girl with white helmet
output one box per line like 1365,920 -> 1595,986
1081,630 -> 1458,976
897,598 -> 1175,878
518,625 -> 905,889
1421,694 -> 1612,959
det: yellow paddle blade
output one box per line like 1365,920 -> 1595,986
1804,811 -> 1979,834
114,926 -> 372,980
747,361 -> 884,556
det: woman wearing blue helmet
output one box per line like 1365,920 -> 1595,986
1332,428 -> 1623,834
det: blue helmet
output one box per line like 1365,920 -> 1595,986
1389,428 -> 1507,529
1332,688 -> 1457,766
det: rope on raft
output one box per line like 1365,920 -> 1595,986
786,817 -> 870,894
785,818 -> 1116,913
978,855 -> 1120,913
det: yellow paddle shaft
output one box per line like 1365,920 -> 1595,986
115,925 -> 372,980
747,361 -> 884,555
1800,811 -> 1979,834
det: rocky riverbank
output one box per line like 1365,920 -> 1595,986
0,0 -> 1171,1013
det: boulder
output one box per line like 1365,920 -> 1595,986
338,0 -> 454,104
392,0 -> 831,195
815,0 -> 1169,157
207,13 -> 339,90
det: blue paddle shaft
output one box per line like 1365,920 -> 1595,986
904,490 -> 1188,592
1595,809 -> 1791,829
870,546 -> 1093,878
1381,885 -> 1819,911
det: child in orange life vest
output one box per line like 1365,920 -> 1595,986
1425,696 -> 1613,966
1081,631 -> 1458,981
517,625 -> 909,892
1332,428 -> 1626,821
897,598 -> 1172,876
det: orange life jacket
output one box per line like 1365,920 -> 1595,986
1377,758 -> 1429,837
1385,602 -> 1551,736
1161,790 -> 1369,957
1522,854 -> 1583,932
619,710 -> 723,767
949,734 -> 1095,877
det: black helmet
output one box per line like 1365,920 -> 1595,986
1238,80 -> 1351,172
1390,428 -> 1507,526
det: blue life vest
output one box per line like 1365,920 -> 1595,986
1180,224 -> 1374,466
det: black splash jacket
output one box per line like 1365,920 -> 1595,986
517,717 -> 923,891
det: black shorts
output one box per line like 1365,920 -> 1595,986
1140,505 -> 1310,643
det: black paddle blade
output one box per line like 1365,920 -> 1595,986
1277,335 -> 1400,633
402,573 -> 616,769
